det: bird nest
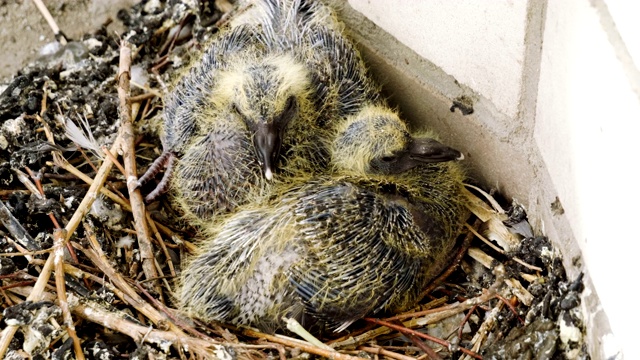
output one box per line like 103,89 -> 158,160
0,1 -> 589,359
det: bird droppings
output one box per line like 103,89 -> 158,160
450,95 -> 475,115
2,301 -> 62,358
0,0 -> 589,359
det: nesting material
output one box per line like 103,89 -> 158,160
0,1 -> 587,359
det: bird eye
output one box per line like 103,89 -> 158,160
381,156 -> 396,162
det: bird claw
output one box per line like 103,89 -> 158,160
138,152 -> 176,202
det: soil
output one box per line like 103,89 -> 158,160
0,1 -> 589,359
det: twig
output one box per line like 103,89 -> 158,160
31,258 -> 120,296
465,301 -> 503,358
388,319 -> 442,360
242,328 -> 367,360
131,281 -> 208,339
48,156 -> 188,248
0,189 -> 30,197
364,318 -> 481,359
117,41 -> 160,297
130,92 -> 158,102
283,317 -> 333,351
463,184 -> 505,214
388,290 -> 495,324
494,294 -> 524,325
0,247 -> 55,356
331,291 -> 495,351
102,146 -> 127,177
0,123 -> 124,358
75,144 -> 100,173
130,81 -> 163,98
8,287 -> 223,358
52,228 -> 85,360
80,222 -> 187,337
467,247 -> 495,269
0,280 -> 36,291
146,212 -> 176,277
0,249 -> 52,257
31,0 -> 68,45
358,346 -> 417,360
504,278 -> 534,306
13,168 -> 44,200
457,305 -> 478,342
72,295 -> 227,357
60,139 -> 124,246
464,224 -> 542,272
24,166 -> 80,264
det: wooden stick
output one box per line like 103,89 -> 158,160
117,40 -> 161,296
365,318 -> 481,359
52,228 -> 85,360
358,346 -> 417,360
242,328 -> 367,360
31,0 -> 68,45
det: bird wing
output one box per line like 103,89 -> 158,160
288,180 -> 425,328
162,24 -> 261,154
180,201 -> 301,327
179,206 -> 279,321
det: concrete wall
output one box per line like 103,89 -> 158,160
343,0 -> 640,359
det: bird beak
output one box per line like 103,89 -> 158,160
253,122 -> 281,181
409,137 -> 464,163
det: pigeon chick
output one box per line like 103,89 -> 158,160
140,0 -> 376,221
177,105 -> 468,333
138,18 -> 326,221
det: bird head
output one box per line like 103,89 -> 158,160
331,105 -> 463,175
215,55 -> 310,181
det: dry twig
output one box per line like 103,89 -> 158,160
52,228 -> 85,359
31,0 -> 68,45
117,41 -> 161,297
365,318 -> 481,359
242,328 -> 367,360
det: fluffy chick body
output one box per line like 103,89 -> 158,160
178,105 -> 468,332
